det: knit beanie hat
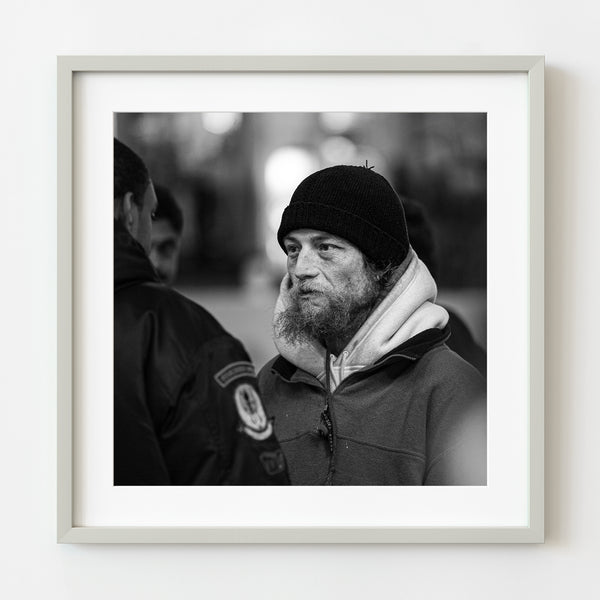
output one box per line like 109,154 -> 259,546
277,165 -> 410,267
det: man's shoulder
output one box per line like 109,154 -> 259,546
257,355 -> 299,394
257,355 -> 282,381
119,282 -> 234,344
159,285 -> 233,338
415,343 -> 486,390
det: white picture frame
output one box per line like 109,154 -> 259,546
57,55 -> 544,543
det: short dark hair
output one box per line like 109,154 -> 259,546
154,184 -> 184,233
114,138 -> 150,215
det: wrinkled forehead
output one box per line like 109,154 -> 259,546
283,228 -> 352,245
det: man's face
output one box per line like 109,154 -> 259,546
149,219 -> 182,285
278,228 -> 380,345
129,182 -> 157,254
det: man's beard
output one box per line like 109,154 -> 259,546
274,274 -> 381,347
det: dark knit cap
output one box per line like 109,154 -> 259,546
277,165 -> 410,267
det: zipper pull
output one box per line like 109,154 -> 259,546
319,408 -> 334,454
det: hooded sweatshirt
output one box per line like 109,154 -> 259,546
258,250 -> 486,485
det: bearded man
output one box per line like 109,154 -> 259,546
258,165 -> 486,485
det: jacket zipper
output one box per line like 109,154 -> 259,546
323,350 -> 343,485
323,348 -> 416,484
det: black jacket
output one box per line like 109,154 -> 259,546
114,221 -> 289,485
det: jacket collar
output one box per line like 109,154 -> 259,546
271,325 -> 451,385
114,220 -> 159,291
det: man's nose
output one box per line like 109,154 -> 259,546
292,249 -> 318,280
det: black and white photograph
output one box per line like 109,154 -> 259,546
113,112 -> 487,486
14,0 -> 600,589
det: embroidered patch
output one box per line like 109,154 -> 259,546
259,450 -> 286,476
234,383 -> 273,441
214,361 -> 255,388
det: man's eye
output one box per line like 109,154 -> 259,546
319,243 -> 333,252
151,212 -> 157,221
285,245 -> 299,256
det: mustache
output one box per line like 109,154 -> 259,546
289,281 -> 325,295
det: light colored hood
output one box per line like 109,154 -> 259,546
273,249 -> 449,391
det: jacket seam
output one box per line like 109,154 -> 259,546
278,431 -> 319,444
425,438 -> 469,478
336,434 -> 426,462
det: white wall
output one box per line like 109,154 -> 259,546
1,1 -> 598,598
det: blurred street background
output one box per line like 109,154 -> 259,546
115,112 -> 487,368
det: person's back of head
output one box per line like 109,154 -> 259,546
113,138 -> 156,253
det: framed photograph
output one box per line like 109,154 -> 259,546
58,55 -> 544,543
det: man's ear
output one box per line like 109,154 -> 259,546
121,192 -> 136,233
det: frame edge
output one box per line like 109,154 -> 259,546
527,55 -> 545,543
56,54 -> 544,73
57,56 -> 74,542
57,54 -> 545,544
58,525 -> 545,544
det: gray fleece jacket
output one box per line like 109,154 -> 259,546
258,252 -> 486,485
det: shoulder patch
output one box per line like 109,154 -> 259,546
234,383 -> 273,441
214,361 -> 255,388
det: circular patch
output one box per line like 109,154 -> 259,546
234,383 -> 273,441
